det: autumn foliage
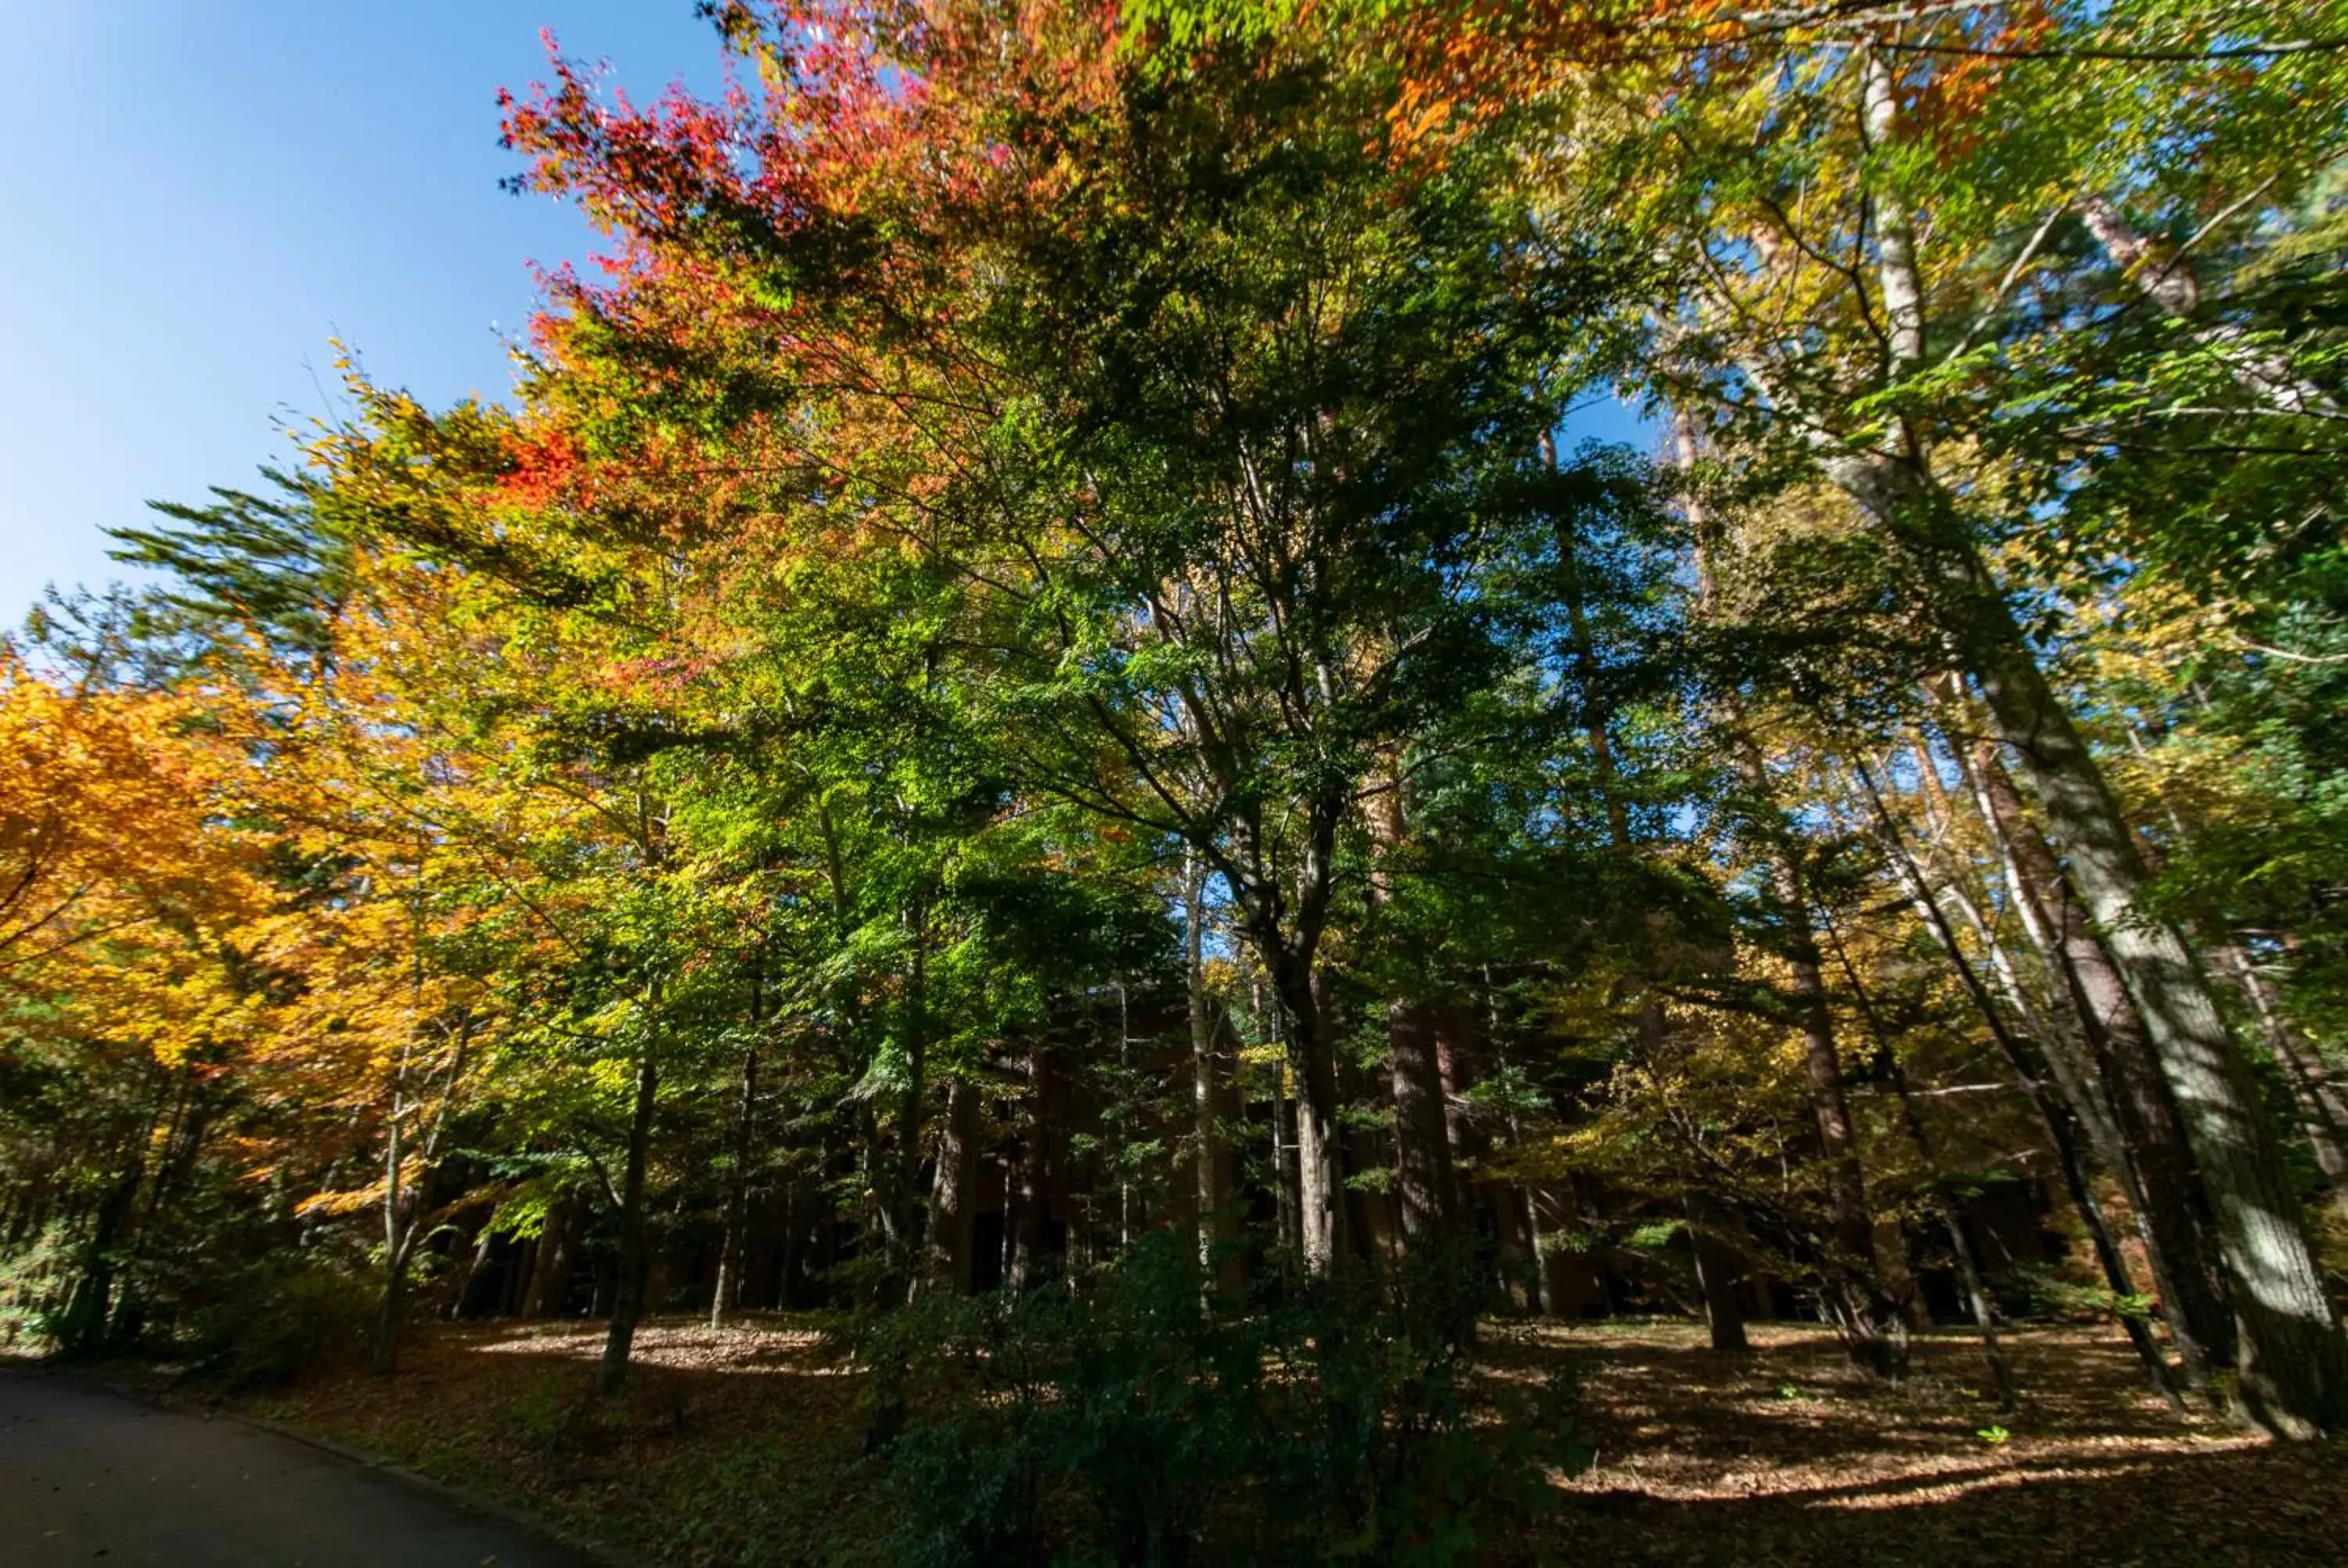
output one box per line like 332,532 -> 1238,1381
7,3 -> 2348,1557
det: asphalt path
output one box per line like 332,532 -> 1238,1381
0,1371 -> 603,1566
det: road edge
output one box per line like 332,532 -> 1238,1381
236,1408 -> 669,1568
3,1362 -> 665,1568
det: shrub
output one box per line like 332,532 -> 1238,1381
188,1260 -> 379,1387
0,1221 -> 82,1352
864,1234 -> 1589,1567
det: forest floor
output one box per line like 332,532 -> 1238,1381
118,1315 -> 2348,1567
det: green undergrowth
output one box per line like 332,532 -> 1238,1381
189,1244 -> 1587,1566
862,1236 -> 1590,1566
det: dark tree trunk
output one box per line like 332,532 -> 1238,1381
1864,761 -> 2181,1402
1944,1203 -> 2019,1411
1010,1048 -> 1052,1293
61,1163 -> 142,1359
1779,865 -> 1902,1374
1512,1185 -> 1556,1318
1685,1191 -> 1750,1352
524,1189 -> 583,1318
451,1221 -> 499,1321
1389,1000 -> 1456,1250
372,1066 -> 412,1378
1367,764 -> 1458,1257
926,1075 -> 979,1296
711,1048 -> 758,1329
1264,945 -> 1345,1274
1433,1005 -> 1482,1223
596,1048 -> 660,1397
2046,1084 -> 2185,1404
372,1266 -> 408,1378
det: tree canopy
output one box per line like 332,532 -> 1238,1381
7,2 -> 2348,1559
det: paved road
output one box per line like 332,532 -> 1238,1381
0,1372 -> 604,1566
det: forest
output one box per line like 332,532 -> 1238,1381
5,2 -> 2348,1563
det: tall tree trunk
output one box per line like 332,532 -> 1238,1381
372,1052 -> 412,1378
1728,743 -> 1898,1371
1685,1190 -> 1751,1352
61,1160 -> 143,1358
1521,1185 -> 1566,1318
1186,855 -> 1241,1297
372,1262 -> 409,1378
524,1188 -> 582,1318
711,1046 -> 758,1329
888,901 -> 931,1295
1892,812 -> 2181,1401
1942,725 -> 2129,1158
1388,1002 -> 1456,1250
1962,619 -> 2344,1432
1433,1004 -> 1482,1228
1367,768 -> 1457,1255
712,964 -> 765,1329
1688,445 -> 1892,1361
1863,760 -> 2216,1412
373,1018 -> 470,1377
1223,793 -> 1346,1276
1115,982 -> 1136,1251
1833,42 -> 2345,1433
1272,1045 -> 1302,1264
2217,940 -> 2348,1228
1684,411 -> 1877,1353
1822,882 -> 2017,1407
2122,728 -> 2348,1229
596,1044 -> 661,1398
1657,414 -> 1749,1356
1010,1047 -> 1052,1293
1264,946 -> 1345,1275
453,1223 -> 499,1322
1958,733 -> 2235,1381
2052,1102 -> 2186,1404
926,1075 -> 980,1296
1786,901 -> 1900,1373
1291,1054 -> 1345,1275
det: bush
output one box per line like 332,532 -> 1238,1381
0,1221 -> 82,1352
188,1260 -> 379,1387
864,1235 -> 1588,1567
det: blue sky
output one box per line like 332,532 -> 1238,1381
0,2 -> 720,619
0,5 -> 1651,623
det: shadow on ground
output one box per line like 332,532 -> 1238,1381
1497,1322 -> 2346,1567
175,1314 -> 2346,1567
